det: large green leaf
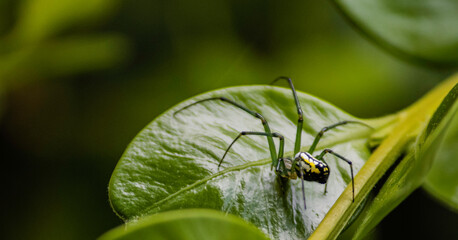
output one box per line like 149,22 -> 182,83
99,209 -> 268,240
332,0 -> 458,66
109,85 -> 391,239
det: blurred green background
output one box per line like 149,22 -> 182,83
0,0 -> 456,239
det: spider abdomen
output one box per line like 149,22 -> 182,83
295,152 -> 330,184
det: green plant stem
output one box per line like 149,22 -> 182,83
309,74 -> 458,240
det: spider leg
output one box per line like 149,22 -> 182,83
298,162 -> 307,209
174,97 -> 279,168
316,149 -> 355,202
314,155 -> 329,195
275,158 -> 292,178
219,131 -> 284,170
308,120 -> 373,153
271,76 -> 303,154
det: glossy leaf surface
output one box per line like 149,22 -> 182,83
99,209 -> 268,240
109,85 -> 385,239
333,0 -> 458,66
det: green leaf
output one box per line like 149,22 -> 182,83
424,93 -> 458,212
310,75 -> 458,239
109,85 -> 392,239
99,209 -> 269,240
332,0 -> 458,66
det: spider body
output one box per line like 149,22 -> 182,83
278,153 -> 330,184
295,152 -> 330,184
174,77 -> 372,209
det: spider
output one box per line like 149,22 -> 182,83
174,77 -> 372,209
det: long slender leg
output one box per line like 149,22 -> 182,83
271,76 -> 303,154
279,158 -> 307,209
316,149 -> 354,202
174,97 -> 278,168
314,156 -> 329,194
308,120 -> 373,153
299,163 -> 307,209
275,158 -> 286,175
219,131 -> 284,169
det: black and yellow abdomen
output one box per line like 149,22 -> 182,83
295,152 -> 330,184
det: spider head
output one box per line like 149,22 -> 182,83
277,157 -> 298,179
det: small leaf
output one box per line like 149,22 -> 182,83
332,0 -> 458,66
109,85 -> 390,239
99,209 -> 269,240
423,93 -> 458,212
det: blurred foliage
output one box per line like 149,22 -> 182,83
333,0 -> 458,66
12,0 -> 118,42
0,0 -> 457,239
0,0 -> 129,88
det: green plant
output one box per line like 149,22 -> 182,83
103,75 -> 457,239
101,0 -> 458,239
